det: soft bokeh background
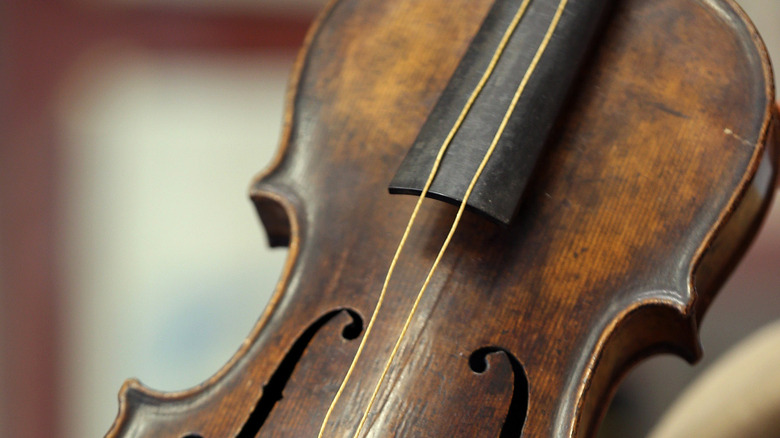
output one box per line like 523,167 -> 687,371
0,1 -> 778,437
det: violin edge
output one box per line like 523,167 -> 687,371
571,63 -> 778,438
564,1 -> 780,435
567,115 -> 779,438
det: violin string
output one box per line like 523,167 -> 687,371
352,0 -> 568,436
316,2 -> 533,436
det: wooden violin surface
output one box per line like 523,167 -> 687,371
107,0 -> 778,437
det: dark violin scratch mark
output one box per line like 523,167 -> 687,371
647,100 -> 689,119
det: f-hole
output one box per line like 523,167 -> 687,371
469,347 -> 529,437
233,308 -> 364,438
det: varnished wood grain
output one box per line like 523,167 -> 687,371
106,0 -> 778,437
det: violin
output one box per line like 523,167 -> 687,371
106,0 -> 779,436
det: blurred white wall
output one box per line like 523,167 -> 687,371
58,50 -> 296,437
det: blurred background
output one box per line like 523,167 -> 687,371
0,1 -> 778,437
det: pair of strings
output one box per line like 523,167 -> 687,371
319,0 -> 568,436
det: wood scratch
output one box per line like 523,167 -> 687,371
723,128 -> 753,149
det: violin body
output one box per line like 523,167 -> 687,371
107,0 -> 778,436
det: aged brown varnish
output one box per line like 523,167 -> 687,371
106,0 -> 779,437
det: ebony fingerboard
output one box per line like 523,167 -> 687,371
389,0 -> 614,224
